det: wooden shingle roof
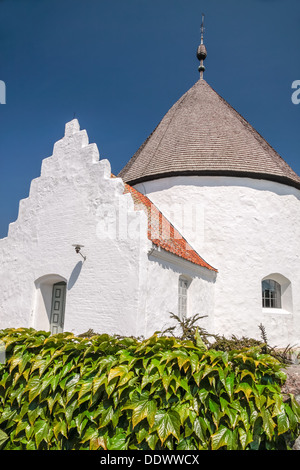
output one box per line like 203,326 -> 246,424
119,79 -> 300,189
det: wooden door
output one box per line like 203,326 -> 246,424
50,282 -> 66,334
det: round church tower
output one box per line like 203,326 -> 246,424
119,29 -> 300,347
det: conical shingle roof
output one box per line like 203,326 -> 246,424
119,79 -> 300,189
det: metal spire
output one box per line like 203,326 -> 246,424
197,13 -> 207,80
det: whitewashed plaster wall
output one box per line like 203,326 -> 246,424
0,120 -> 152,337
0,120 -> 215,339
135,176 -> 300,347
144,249 -> 216,338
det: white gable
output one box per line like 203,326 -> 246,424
0,120 -> 214,338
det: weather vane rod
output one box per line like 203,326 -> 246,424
201,13 -> 205,43
197,13 -> 207,80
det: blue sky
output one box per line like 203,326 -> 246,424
0,0 -> 299,238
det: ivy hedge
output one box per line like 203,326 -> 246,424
0,327 -> 299,450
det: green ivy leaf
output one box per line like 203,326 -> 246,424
27,402 -> 40,426
78,380 -> 93,399
224,372 -> 235,398
53,419 -> 68,440
153,409 -> 181,444
290,394 -> 300,421
261,408 -> 276,440
34,419 -> 49,448
175,402 -> 190,426
211,425 -> 234,450
74,411 -> 89,436
80,423 -> 98,444
92,375 -> 106,395
107,365 -> 129,383
29,385 -> 43,405
285,402 -> 298,431
194,328 -> 207,350
240,369 -> 256,383
65,399 -> 78,428
14,420 -> 28,437
234,382 -> 253,401
108,431 -> 128,450
276,407 -> 289,435
176,351 -> 191,370
0,429 -> 9,449
146,432 -> 159,450
98,405 -> 114,428
238,427 -> 253,450
193,417 -> 206,442
124,393 -> 157,428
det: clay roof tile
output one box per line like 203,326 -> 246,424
110,174 -> 216,271
123,182 -> 217,271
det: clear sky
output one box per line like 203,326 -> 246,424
0,0 -> 299,238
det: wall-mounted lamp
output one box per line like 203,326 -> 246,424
72,244 -> 86,261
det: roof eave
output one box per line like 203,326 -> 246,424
125,170 -> 300,191
148,244 -> 218,275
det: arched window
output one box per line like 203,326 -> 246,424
261,274 -> 293,313
262,279 -> 281,308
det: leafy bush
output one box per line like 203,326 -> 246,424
0,327 -> 299,450
164,314 -> 298,365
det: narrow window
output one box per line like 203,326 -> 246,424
178,278 -> 188,319
262,279 -> 281,308
50,282 -> 67,334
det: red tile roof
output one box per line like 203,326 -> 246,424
120,178 -> 217,271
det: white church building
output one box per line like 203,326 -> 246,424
0,36 -> 299,348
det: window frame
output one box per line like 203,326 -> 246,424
262,279 -> 281,309
261,273 -> 293,315
178,276 -> 189,320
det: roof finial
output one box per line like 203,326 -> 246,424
197,13 -> 207,80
